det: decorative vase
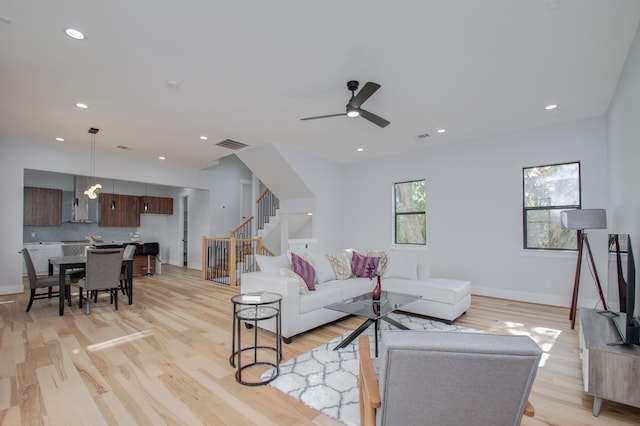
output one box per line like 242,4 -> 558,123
372,275 -> 381,301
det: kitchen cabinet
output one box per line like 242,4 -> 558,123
99,193 -> 140,227
140,196 -> 173,215
24,187 -> 62,226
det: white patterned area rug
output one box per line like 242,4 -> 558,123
262,313 -> 479,426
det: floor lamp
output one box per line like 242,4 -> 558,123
561,209 -> 608,329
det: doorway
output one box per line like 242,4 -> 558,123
240,179 -> 252,229
182,195 -> 188,267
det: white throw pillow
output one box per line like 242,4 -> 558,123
305,251 -> 337,283
326,251 -> 352,280
367,250 -> 388,276
383,251 -> 418,280
280,268 -> 310,294
255,254 -> 290,275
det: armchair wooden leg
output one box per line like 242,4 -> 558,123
524,400 -> 535,417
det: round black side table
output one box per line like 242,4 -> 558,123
229,292 -> 282,386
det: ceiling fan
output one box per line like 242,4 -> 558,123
300,80 -> 390,128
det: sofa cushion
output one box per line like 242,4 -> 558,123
383,251 -> 418,280
382,278 -> 470,304
341,277 -> 376,299
256,254 -> 290,275
326,251 -> 352,280
351,251 -> 380,278
299,284 -> 344,314
280,268 -> 310,294
291,252 -> 316,291
305,251 -> 337,283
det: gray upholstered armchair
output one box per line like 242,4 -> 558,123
358,330 -> 542,426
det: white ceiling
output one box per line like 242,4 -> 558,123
1,1 -> 639,170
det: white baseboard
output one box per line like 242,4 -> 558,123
471,285 -> 600,310
0,284 -> 25,296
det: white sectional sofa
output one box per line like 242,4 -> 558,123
240,250 -> 471,343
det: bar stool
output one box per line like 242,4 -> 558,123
142,242 -> 159,275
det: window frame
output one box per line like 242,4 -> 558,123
522,161 -> 581,251
393,179 -> 426,246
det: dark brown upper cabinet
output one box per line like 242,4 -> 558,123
99,193 -> 141,227
140,196 -> 173,215
24,187 -> 62,226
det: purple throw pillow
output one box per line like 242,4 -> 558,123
291,252 -> 316,291
351,251 -> 380,278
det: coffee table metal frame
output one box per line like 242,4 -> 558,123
325,290 -> 422,356
229,291 -> 282,386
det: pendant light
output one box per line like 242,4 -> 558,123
84,127 -> 102,199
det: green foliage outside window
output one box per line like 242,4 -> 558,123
523,162 -> 580,250
394,180 -> 426,245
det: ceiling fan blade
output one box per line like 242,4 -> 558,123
300,113 -> 347,121
350,82 -> 381,108
359,109 -> 390,128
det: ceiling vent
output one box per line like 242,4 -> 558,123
216,139 -> 248,150
416,133 -> 430,139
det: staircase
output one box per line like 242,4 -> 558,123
202,188 -> 279,286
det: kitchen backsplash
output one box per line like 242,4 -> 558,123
24,223 -> 138,243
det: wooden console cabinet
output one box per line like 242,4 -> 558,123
579,308 -> 640,416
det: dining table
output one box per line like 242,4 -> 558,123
48,255 -> 134,316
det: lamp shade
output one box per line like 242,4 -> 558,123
560,209 -> 607,230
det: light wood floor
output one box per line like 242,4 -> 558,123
1,266 -> 639,425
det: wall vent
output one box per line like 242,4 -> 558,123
216,139 -> 248,150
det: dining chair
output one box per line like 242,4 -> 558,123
358,330 -> 541,426
61,244 -> 88,281
21,248 -> 71,312
119,244 -> 137,295
78,248 -> 124,314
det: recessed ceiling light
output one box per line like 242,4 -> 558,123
158,156 -> 166,160
307,212 -> 313,216
55,137 -> 64,142
436,129 -> 446,134
545,104 -> 558,110
356,148 -> 364,152
65,28 -> 85,40
200,136 -> 208,140
75,102 -> 88,109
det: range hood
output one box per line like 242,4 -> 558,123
71,176 -> 92,222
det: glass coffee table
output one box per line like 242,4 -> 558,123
325,290 -> 421,356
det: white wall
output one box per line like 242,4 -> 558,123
342,117 -> 610,308
200,155 -> 253,238
275,145 -> 345,252
607,24 -> 640,312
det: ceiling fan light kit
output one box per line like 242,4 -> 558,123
301,80 -> 390,128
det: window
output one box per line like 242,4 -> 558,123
394,179 -> 426,245
523,162 -> 580,250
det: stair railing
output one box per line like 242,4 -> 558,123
256,188 -> 279,233
202,235 -> 273,286
230,216 -> 253,240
